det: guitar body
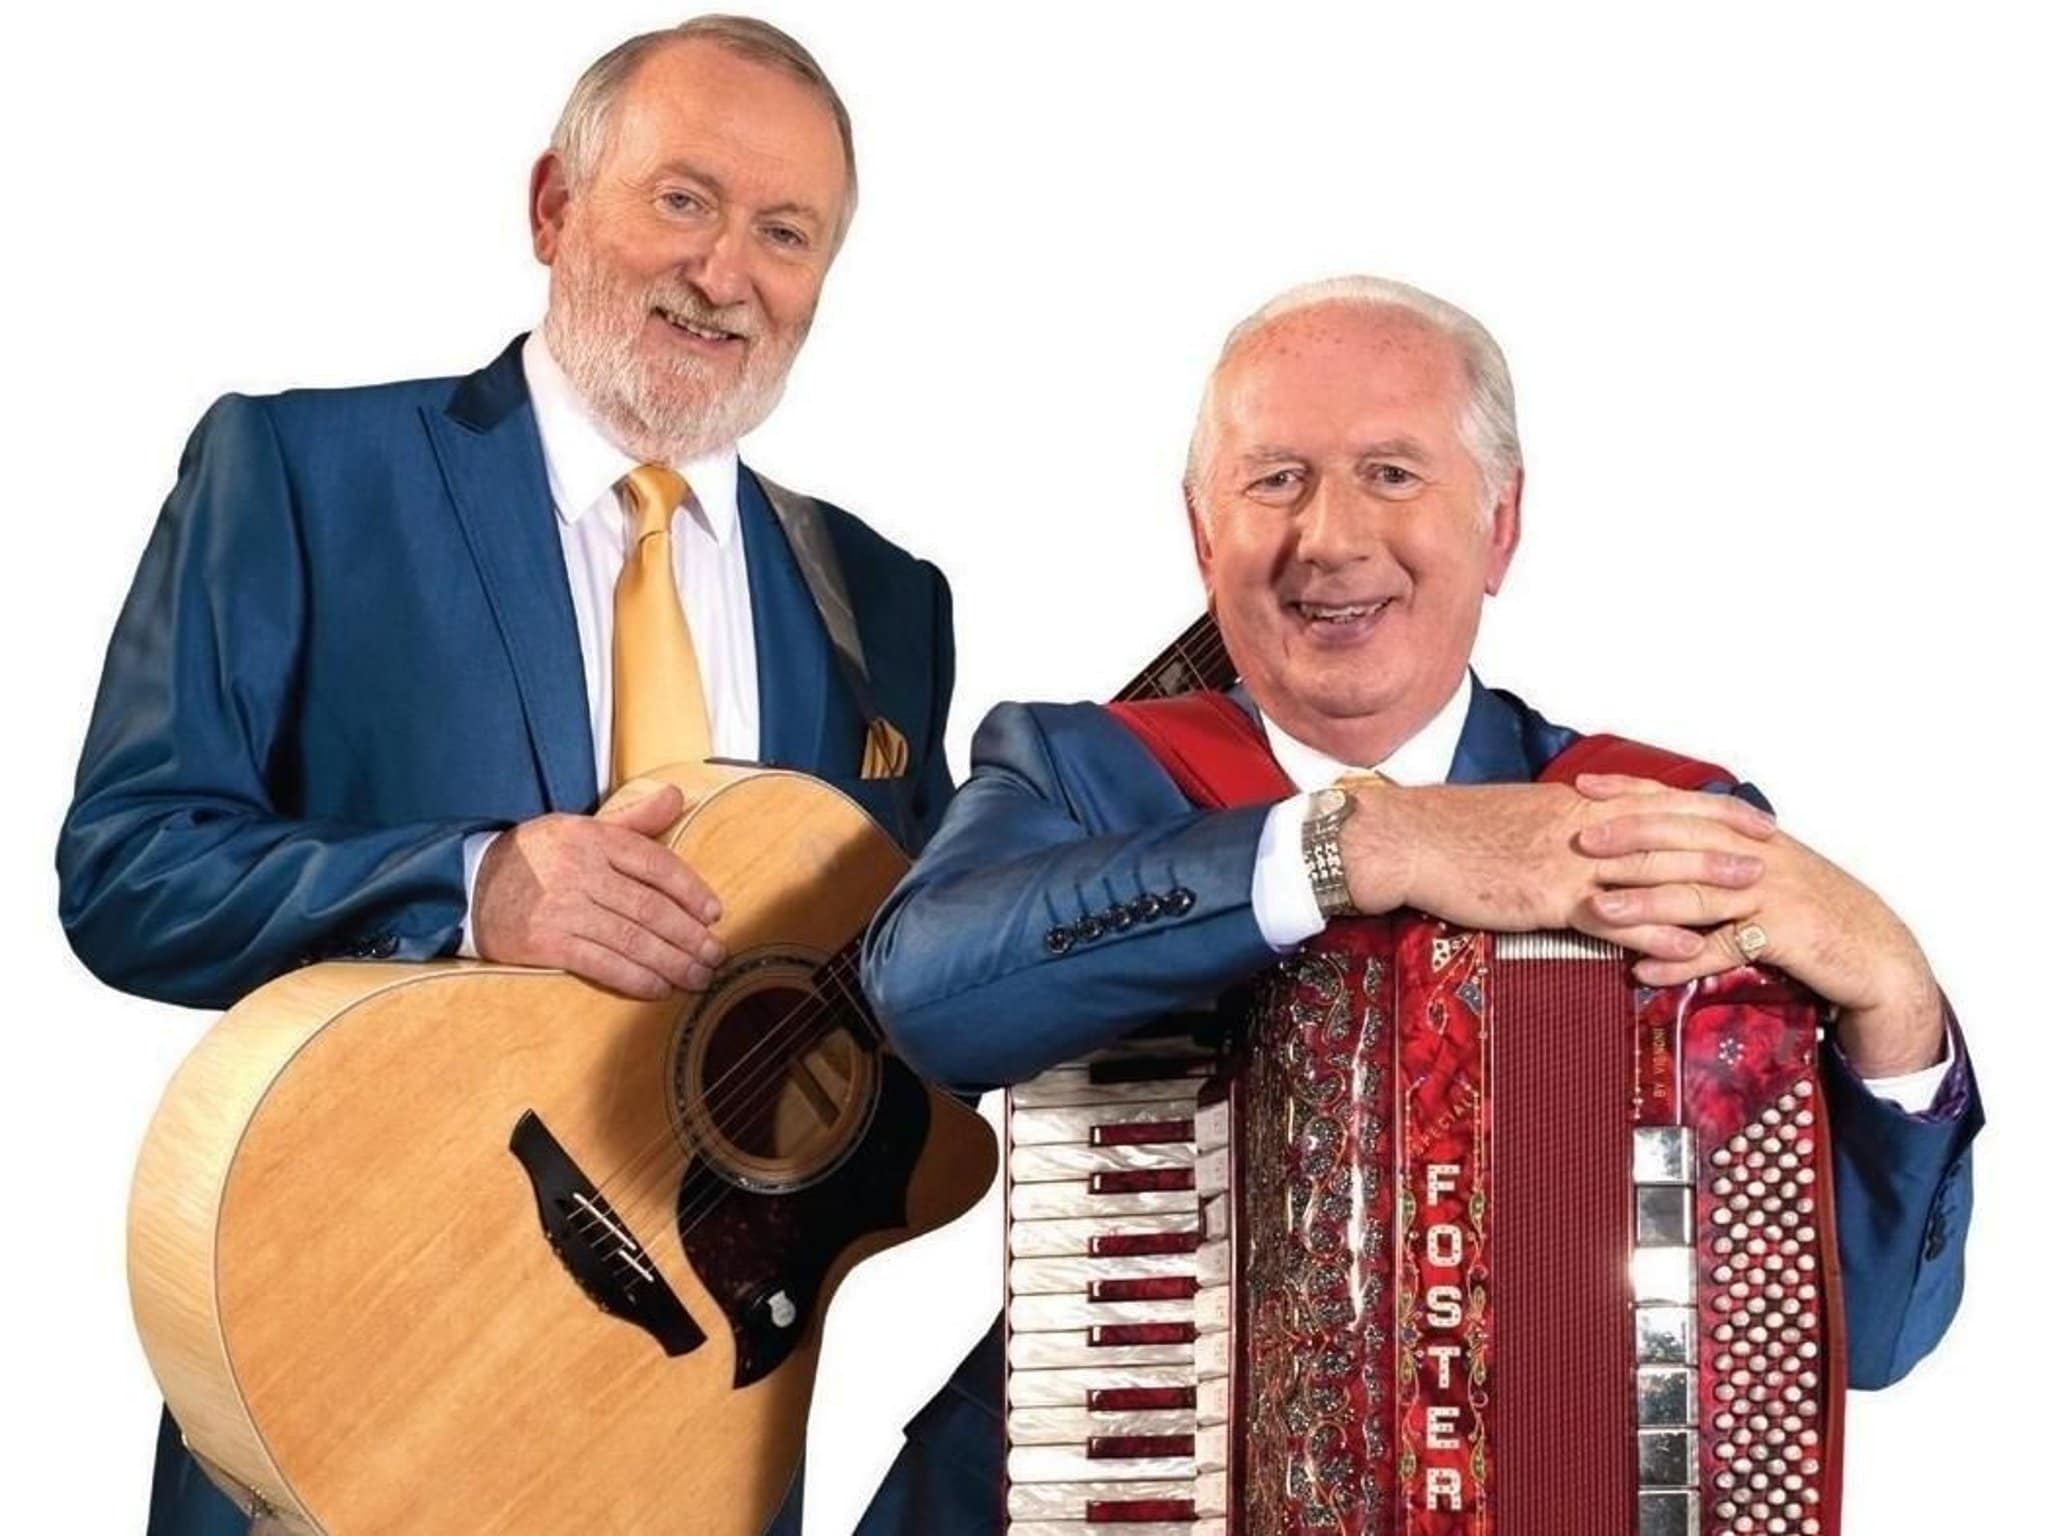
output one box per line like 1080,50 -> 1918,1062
128,764 -> 998,1535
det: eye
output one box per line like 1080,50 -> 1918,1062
762,223 -> 811,251
1367,463 -> 1422,492
1246,467 -> 1304,497
660,190 -> 707,215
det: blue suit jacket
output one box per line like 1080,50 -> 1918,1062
59,338 -> 956,1536
855,682 -> 1981,1534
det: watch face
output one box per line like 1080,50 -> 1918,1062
1309,786 -> 1348,820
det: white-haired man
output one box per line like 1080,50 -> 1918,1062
61,17 -> 957,1535
859,276 -> 1979,1531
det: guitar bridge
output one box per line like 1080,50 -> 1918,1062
509,1110 -> 705,1357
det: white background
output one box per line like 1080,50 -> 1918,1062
3,1 -> 2042,1530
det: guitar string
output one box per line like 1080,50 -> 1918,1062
652,618 -> 1237,1204
580,619 -> 1235,1259
605,619 -> 1238,1250
594,620 -> 1238,1250
621,617 -> 1236,1210
644,619 -> 1242,1244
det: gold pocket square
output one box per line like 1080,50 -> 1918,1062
860,716 -> 911,779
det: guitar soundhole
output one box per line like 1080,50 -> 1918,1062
678,958 -> 880,1193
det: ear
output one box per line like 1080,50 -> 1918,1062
1183,484 -> 1218,600
1483,470 -> 1524,596
530,151 -> 572,265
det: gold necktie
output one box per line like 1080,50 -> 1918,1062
611,463 -> 713,788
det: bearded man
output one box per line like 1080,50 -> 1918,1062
859,276 -> 1979,1530
59,17 -> 956,1536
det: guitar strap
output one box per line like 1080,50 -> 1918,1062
752,471 -> 915,826
753,471 -> 875,707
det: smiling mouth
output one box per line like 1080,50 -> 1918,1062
1290,598 -> 1392,628
654,306 -> 745,345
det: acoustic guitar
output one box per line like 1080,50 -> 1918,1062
128,756 -> 1002,1535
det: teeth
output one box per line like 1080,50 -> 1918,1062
659,309 -> 735,342
1298,601 -> 1386,622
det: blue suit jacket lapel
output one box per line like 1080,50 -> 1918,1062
1448,676 -> 1540,785
423,336 -> 599,812
739,466 -> 848,773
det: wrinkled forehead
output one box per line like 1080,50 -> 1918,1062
1211,304 -> 1469,458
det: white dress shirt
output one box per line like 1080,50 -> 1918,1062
457,331 -> 763,953
1245,674 -> 1951,1112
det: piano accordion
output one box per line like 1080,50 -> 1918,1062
1002,916 -> 1844,1536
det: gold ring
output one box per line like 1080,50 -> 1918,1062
1732,921 -> 1769,964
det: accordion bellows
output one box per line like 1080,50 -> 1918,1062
1003,916 -> 1844,1536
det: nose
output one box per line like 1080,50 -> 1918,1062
687,217 -> 753,309
1294,476 -> 1383,570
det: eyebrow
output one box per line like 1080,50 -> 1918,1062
649,159 -> 826,227
1233,436 -> 1436,465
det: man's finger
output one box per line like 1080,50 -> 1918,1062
1578,811 -> 1772,860
1592,882 -> 1760,929
1594,848 -> 1764,890
604,826 -> 724,927
574,902 -> 712,992
599,780 -> 688,833
1574,772 -> 1669,800
1632,923 -> 1756,988
559,934 -> 673,1001
1578,783 -> 1776,842
1570,915 -> 1707,962
590,870 -> 726,970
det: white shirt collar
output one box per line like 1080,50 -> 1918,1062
1261,671 -> 1474,790
521,329 -> 741,544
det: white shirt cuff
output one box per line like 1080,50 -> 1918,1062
1855,1023 -> 1956,1115
1251,794 -> 1327,950
457,829 -> 502,959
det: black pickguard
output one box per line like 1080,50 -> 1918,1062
675,1055 -> 931,1387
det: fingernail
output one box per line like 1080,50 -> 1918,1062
701,939 -> 726,967
1678,931 -> 1705,956
705,899 -> 724,923
1595,892 -> 1630,919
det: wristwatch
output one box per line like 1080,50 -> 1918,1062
1301,785 -> 1357,920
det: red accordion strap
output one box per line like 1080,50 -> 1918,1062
1105,691 -> 1293,809
1537,732 -> 1734,791
1108,693 -> 1735,801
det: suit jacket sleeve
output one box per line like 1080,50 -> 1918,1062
56,394 -> 501,1010
862,701 -> 1279,1093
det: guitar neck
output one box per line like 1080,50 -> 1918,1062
1112,612 -> 1238,703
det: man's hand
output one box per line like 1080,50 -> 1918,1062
1578,774 -> 1946,1077
471,783 -> 726,1000
1339,779 -> 1777,960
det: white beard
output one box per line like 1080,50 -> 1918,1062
543,227 -> 808,465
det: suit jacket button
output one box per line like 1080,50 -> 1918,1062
1073,915 -> 1105,943
371,936 -> 398,959
1045,925 -> 1074,954
1132,893 -> 1164,922
1166,887 -> 1197,916
1107,902 -> 1135,931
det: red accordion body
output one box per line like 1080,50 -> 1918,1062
1000,693 -> 1844,1536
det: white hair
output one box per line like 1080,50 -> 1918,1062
1184,275 -> 1522,517
550,14 -> 858,246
